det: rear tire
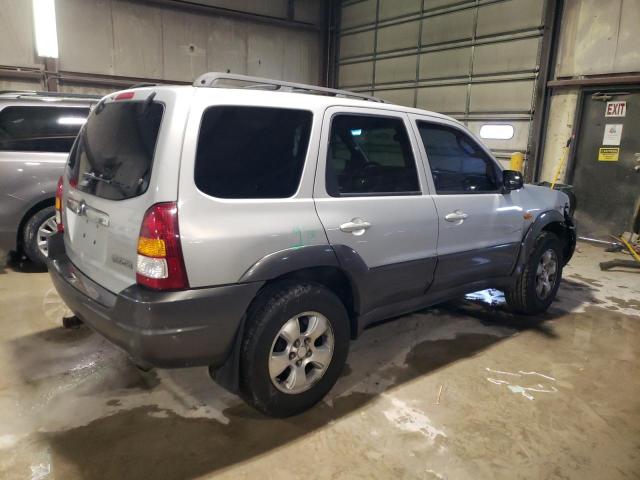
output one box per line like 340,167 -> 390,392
23,206 -> 57,269
240,281 -> 350,417
506,231 -> 563,315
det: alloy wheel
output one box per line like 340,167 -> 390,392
36,215 -> 58,258
268,311 -> 334,394
535,248 -> 558,299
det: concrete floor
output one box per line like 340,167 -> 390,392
0,243 -> 638,480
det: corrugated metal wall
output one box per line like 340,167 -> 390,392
336,0 -> 549,165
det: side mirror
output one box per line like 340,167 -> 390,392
502,169 -> 523,192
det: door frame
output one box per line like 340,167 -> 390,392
565,85 -> 640,186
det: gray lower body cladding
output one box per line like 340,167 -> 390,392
48,244 -> 263,368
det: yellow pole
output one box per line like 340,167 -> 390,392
510,152 -> 524,172
550,136 -> 573,190
620,236 -> 640,263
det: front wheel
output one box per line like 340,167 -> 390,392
506,232 -> 563,315
240,281 -> 350,417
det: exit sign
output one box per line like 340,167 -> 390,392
605,101 -> 626,117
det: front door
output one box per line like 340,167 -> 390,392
313,107 -> 439,316
570,89 -> 640,237
411,116 -> 524,291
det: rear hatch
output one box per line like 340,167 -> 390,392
62,87 -> 190,294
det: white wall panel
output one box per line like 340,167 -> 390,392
557,0 -> 640,77
206,16 -> 249,75
57,0 -> 115,75
53,0 -> 321,85
162,11 -> 209,81
0,0 -> 39,68
112,1 -> 164,78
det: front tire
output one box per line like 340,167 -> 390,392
506,231 -> 563,315
23,206 -> 57,268
240,281 -> 350,417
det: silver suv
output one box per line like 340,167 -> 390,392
48,73 -> 576,417
0,91 -> 98,268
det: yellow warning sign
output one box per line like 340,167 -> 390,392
598,147 -> 619,161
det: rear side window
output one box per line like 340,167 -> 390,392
417,122 -> 500,194
69,101 -> 163,200
0,106 -> 89,152
195,106 -> 312,199
326,114 -> 420,196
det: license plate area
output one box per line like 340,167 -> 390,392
66,198 -> 110,264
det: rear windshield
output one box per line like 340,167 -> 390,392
0,106 -> 89,153
68,101 -> 163,200
194,106 -> 312,199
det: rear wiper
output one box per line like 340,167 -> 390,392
83,171 -> 112,184
83,171 -> 136,195
94,98 -> 106,115
143,92 -> 156,113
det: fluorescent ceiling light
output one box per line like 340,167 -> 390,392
58,117 -> 87,125
479,124 -> 514,140
33,0 -> 59,58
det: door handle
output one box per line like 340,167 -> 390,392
340,218 -> 371,234
445,210 -> 469,222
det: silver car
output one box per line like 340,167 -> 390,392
48,73 -> 576,417
0,91 -> 99,268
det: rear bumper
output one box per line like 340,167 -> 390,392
47,234 -> 263,368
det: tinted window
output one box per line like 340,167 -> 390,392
417,122 -> 500,194
0,106 -> 89,152
195,106 -> 312,199
326,115 -> 420,196
68,101 -> 164,200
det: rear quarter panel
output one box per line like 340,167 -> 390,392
177,90 -> 329,288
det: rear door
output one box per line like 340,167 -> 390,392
410,116 -> 524,290
63,88 -> 190,294
313,106 -> 439,315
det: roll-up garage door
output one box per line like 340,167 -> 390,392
336,0 -> 547,166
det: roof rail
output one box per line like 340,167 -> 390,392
193,72 -> 385,103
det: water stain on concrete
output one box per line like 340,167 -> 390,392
569,273 -> 603,288
30,325 -> 93,344
404,333 -> 502,376
45,392 -> 374,480
606,296 -> 640,311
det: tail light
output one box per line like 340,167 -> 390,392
55,176 -> 64,233
136,202 -> 189,290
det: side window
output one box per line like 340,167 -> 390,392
326,114 -> 420,196
0,106 -> 89,153
417,122 -> 500,194
195,106 -> 312,199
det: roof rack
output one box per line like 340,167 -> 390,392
0,90 -> 101,100
193,72 -> 385,103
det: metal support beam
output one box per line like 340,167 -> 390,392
527,0 -> 562,182
136,0 -> 320,31
44,58 -> 59,92
548,74 -> 640,88
0,66 -> 43,82
57,71 -> 189,89
322,0 -> 340,87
